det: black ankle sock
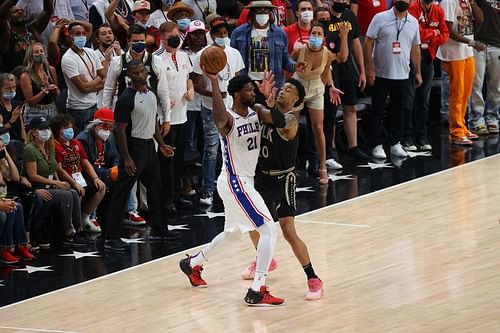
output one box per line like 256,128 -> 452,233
302,263 -> 318,280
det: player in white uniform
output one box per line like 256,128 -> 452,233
179,72 -> 299,306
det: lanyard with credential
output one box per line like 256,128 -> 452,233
396,15 -> 408,41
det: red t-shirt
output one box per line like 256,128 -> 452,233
283,23 -> 310,54
356,0 -> 387,35
54,139 -> 88,176
238,0 -> 287,26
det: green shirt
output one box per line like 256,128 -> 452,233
23,143 -> 57,187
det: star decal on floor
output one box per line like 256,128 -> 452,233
13,265 -> 53,274
358,162 -> 395,169
60,251 -> 100,259
296,186 -> 314,193
329,174 -> 354,182
168,224 -> 190,231
120,238 -> 146,244
193,212 -> 225,219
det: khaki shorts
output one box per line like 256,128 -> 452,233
293,77 -> 325,111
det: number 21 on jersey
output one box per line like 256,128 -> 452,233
247,136 -> 258,151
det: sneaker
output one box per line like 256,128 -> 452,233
450,137 -> 473,146
466,132 -> 479,140
199,191 -> 213,206
371,145 -> 386,159
325,158 -> 343,170
0,248 -> 19,264
470,124 -> 489,135
390,143 -> 408,157
179,255 -> 207,288
345,147 -> 371,162
174,197 -> 193,210
149,229 -> 182,242
124,211 -> 147,226
305,278 -> 324,301
487,124 -> 499,134
84,219 -> 102,233
241,258 -> 278,280
244,286 -> 285,306
402,140 -> 417,152
417,139 -> 432,151
104,238 -> 130,252
15,246 -> 36,261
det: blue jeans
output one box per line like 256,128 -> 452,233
200,105 -> 220,193
67,105 -> 97,134
185,110 -> 201,152
0,203 -> 28,247
440,62 -> 450,121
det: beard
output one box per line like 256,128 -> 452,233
242,99 -> 255,108
11,18 -> 27,27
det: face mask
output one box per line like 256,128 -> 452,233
0,133 -> 10,146
177,18 -> 191,31
162,0 -> 174,5
422,0 -> 433,4
136,21 -> 147,28
166,36 -> 181,48
0,149 -> 5,159
300,11 -> 313,23
101,42 -> 112,49
255,14 -> 269,26
62,127 -> 74,141
97,129 -> 111,141
319,20 -> 330,30
73,36 -> 87,49
38,129 -> 52,142
33,54 -> 47,64
332,2 -> 347,12
309,36 -> 323,49
2,92 -> 16,101
394,1 -> 410,12
131,41 -> 146,53
214,37 -> 230,47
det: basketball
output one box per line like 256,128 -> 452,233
200,46 -> 227,74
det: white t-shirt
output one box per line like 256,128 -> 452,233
94,48 -> 121,109
193,45 -> 245,110
366,9 -> 420,80
61,47 -> 103,109
187,51 -> 202,112
147,9 -> 170,28
436,0 -> 475,61
249,28 -> 270,81
154,49 -> 193,125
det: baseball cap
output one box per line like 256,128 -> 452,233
188,20 -> 206,33
0,126 -> 8,136
27,117 -> 50,130
132,0 -> 151,12
209,16 -> 229,33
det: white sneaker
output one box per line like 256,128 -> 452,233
84,219 -> 102,233
371,145 -> 386,159
325,158 -> 343,170
199,191 -> 213,206
390,143 -> 408,157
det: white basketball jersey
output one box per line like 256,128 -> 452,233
220,108 -> 261,177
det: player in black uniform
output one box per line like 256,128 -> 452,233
241,77 -> 325,301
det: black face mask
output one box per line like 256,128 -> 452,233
166,36 -> 181,48
0,149 -> 6,160
101,42 -> 112,49
394,1 -> 410,12
332,2 -> 347,13
318,20 -> 330,30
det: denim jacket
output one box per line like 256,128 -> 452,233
230,23 -> 295,88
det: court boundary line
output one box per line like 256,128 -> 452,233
1,153 -> 497,311
0,325 -> 83,333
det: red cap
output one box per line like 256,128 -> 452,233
93,108 -> 114,124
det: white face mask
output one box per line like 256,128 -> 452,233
38,129 -> 52,142
255,14 -> 270,27
300,11 -> 313,23
97,129 -> 111,141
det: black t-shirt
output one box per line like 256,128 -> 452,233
475,0 -> 500,46
325,9 -> 360,82
0,100 -> 24,141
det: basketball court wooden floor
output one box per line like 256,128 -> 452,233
1,155 -> 499,333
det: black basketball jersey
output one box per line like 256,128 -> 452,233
257,122 -> 298,172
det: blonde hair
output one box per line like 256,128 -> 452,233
23,42 -> 54,89
27,128 -> 55,154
